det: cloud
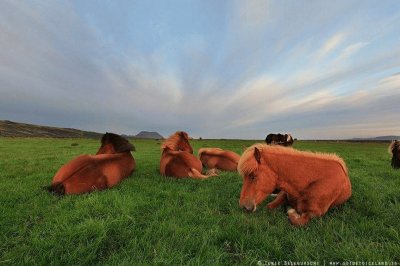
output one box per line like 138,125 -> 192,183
377,72 -> 400,92
336,42 -> 369,61
239,73 -> 400,139
315,32 -> 346,60
0,1 -> 186,134
232,0 -> 271,34
0,1 -> 400,139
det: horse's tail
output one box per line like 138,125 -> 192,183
44,182 -> 65,195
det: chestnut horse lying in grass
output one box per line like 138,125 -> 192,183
46,133 -> 135,195
198,148 -> 240,171
160,131 -> 217,179
389,140 -> 400,169
238,144 -> 351,226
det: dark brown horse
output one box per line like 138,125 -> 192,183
265,133 -> 294,146
46,133 -> 135,195
160,131 -> 217,179
389,140 -> 400,169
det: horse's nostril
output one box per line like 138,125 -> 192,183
247,206 -> 255,212
242,203 -> 255,212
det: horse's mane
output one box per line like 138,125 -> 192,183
198,148 -> 224,157
238,145 -> 260,176
161,131 -> 189,150
388,140 -> 400,154
101,132 -> 135,152
238,143 -> 348,176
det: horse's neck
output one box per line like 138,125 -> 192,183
160,148 -> 177,175
262,153 -> 299,197
277,180 -> 301,198
162,148 -> 187,158
162,148 -> 173,156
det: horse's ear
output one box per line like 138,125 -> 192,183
254,147 -> 261,164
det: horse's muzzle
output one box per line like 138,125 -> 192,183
240,200 -> 256,212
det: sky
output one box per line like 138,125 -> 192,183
0,0 -> 400,139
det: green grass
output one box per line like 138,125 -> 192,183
0,138 -> 399,265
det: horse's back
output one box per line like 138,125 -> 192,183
100,154 -> 135,186
199,149 -> 240,171
199,153 -> 216,168
273,152 -> 351,211
51,153 -> 135,194
62,163 -> 108,194
52,155 -> 94,184
305,158 -> 352,209
164,152 -> 202,178
215,151 -> 240,171
225,150 -> 240,163
49,156 -> 107,195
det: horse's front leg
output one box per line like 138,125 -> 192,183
287,208 -> 311,226
267,191 -> 287,209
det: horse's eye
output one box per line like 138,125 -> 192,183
249,174 -> 256,181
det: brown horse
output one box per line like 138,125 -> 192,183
160,131 -> 217,179
238,144 -> 351,226
198,148 -> 240,171
389,140 -> 400,169
46,133 -> 136,195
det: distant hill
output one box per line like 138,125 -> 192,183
134,131 -> 164,139
349,136 -> 400,141
0,120 -> 102,138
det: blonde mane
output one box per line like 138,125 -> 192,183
238,145 -> 260,176
238,143 -> 348,176
198,147 -> 224,157
161,131 -> 189,150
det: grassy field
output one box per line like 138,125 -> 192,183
0,138 -> 399,265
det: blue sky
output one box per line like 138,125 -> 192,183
0,0 -> 399,139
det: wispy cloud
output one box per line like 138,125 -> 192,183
316,32 -> 346,60
0,0 -> 400,139
336,42 -> 369,62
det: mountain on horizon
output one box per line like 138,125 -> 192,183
1,119 -> 397,141
349,135 -> 400,141
0,120 -> 102,138
134,131 -> 164,139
